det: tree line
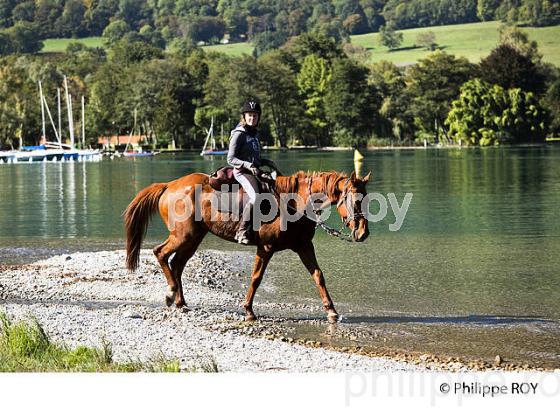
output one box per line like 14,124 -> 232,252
0,24 -> 558,149
0,0 -> 558,56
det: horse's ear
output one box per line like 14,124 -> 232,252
363,171 -> 371,184
350,171 -> 356,182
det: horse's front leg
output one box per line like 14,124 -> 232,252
296,242 -> 339,323
243,246 -> 273,321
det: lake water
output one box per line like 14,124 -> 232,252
1,147 -> 559,367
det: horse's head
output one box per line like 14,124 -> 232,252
334,171 -> 370,242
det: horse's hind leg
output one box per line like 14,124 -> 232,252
153,236 -> 183,307
170,233 -> 206,308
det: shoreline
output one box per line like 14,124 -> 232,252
0,250 -> 553,372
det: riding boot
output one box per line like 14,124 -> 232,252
235,203 -> 253,245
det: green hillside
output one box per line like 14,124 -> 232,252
40,22 -> 560,66
352,21 -> 560,66
202,21 -> 560,65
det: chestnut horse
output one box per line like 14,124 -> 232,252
124,170 -> 370,323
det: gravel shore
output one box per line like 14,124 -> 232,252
0,249 -> 427,372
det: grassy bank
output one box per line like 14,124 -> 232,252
0,312 -> 179,372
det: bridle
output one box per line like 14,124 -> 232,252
333,178 -> 365,227
304,176 -> 364,241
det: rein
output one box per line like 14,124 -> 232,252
305,176 -> 357,242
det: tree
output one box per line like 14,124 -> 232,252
0,56 -> 41,147
117,0 -> 150,30
378,24 -> 403,51
88,63 -> 127,138
108,38 -> 163,66
0,31 -> 12,55
139,25 -> 166,49
498,24 -> 542,63
369,60 -> 414,142
57,0 -> 86,38
131,60 -> 197,148
11,1 -> 35,24
256,51 -> 301,147
324,58 -> 381,146
286,32 -> 344,63
34,0 -> 64,38
479,44 -> 547,95
477,0 -> 501,21
0,0 -> 16,29
102,19 -> 131,46
187,16 -> 226,43
201,53 -> 262,141
518,0 -> 560,26
252,30 -> 288,58
545,79 -> 560,136
446,79 -> 548,145
84,1 -> 116,36
416,31 -> 437,50
61,42 -> 107,78
342,13 -> 368,34
5,22 -> 43,54
218,0 -> 248,40
405,51 -> 475,140
296,54 -> 333,146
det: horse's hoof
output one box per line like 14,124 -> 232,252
178,305 -> 190,313
165,295 -> 174,307
245,313 -> 257,322
327,312 -> 339,324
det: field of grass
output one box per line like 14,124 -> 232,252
40,21 -> 560,66
0,312 -> 180,372
202,41 -> 254,56
351,21 -> 560,66
41,36 -> 104,53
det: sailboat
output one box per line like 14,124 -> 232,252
200,117 -> 227,156
3,78 -> 101,163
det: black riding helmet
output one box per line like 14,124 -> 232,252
241,99 -> 262,115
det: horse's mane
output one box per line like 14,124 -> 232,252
275,170 -> 347,199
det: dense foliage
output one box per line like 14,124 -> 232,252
446,79 -> 548,145
0,25 -> 557,149
0,0 -> 558,54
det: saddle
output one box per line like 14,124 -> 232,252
209,166 -> 275,193
208,166 -> 276,216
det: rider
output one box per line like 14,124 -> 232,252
227,99 -> 278,244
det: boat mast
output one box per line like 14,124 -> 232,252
57,88 -> 62,140
211,116 -> 215,150
39,81 -> 46,144
39,81 -> 61,144
200,116 -> 214,155
81,96 -> 85,149
64,76 -> 75,149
